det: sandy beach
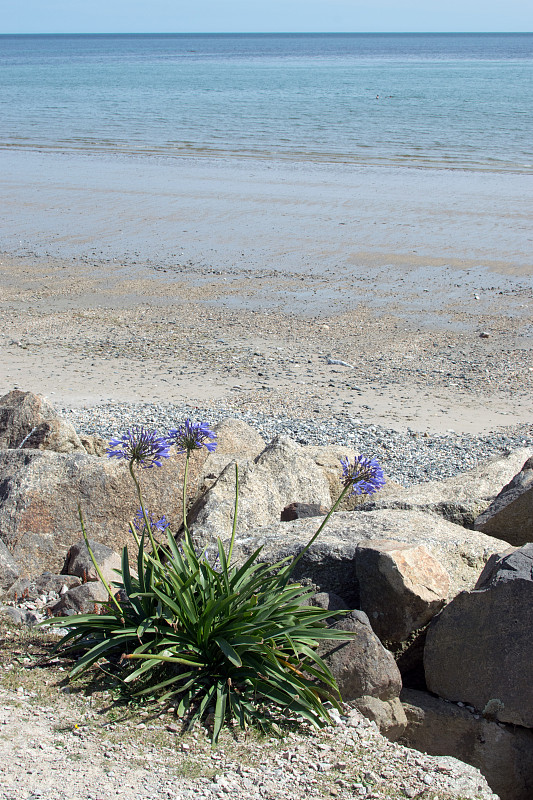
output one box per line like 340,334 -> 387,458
0,152 -> 532,434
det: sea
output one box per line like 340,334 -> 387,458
0,32 -> 532,173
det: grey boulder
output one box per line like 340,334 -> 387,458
401,688 -> 533,800
424,543 -> 533,728
318,610 -> 402,703
474,455 -> 533,545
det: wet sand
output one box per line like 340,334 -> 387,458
0,151 -> 531,433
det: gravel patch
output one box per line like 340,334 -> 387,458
61,402 -> 533,487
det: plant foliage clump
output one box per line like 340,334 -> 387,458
41,422 -> 385,743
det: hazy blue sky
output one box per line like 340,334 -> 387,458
2,1 -> 532,34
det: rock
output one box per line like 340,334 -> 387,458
62,539 -> 122,585
190,436 -> 332,540
5,573 -> 81,601
349,696 -> 407,741
48,580 -> 110,616
0,448 -> 183,576
199,418 -> 267,484
474,455 -> 533,545
79,434 -> 108,457
401,688 -> 533,800
309,591 -> 349,614
209,509 -> 509,607
0,539 -> 20,593
213,417 -> 266,459
0,605 -> 29,625
0,389 -> 84,452
355,539 -> 450,642
318,610 -> 402,703
359,448 -> 532,527
424,543 -> 533,728
280,502 -> 328,521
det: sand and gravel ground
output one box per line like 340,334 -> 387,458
0,253 -> 531,435
0,620 -> 496,800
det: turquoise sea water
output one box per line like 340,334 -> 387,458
0,32 -> 532,172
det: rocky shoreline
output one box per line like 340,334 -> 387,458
60,401 -> 533,487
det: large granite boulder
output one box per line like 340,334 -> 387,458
355,539 -> 450,643
196,418 -> 267,493
474,456 -> 533,545
359,447 -> 532,527
424,543 -> 533,728
207,509 -> 509,607
189,436 -> 332,540
401,688 -> 533,800
0,448 -> 184,576
0,539 -> 20,593
0,389 -> 84,453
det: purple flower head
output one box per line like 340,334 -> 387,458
340,455 -> 386,496
167,419 -> 217,455
133,508 -> 170,534
106,426 -> 171,468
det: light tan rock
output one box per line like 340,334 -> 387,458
190,436 -> 332,540
355,539 -> 450,642
350,695 -> 407,741
474,455 -> 533,545
0,389 -> 84,452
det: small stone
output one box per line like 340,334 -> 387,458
479,331 -> 490,338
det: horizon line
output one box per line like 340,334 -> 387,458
1,30 -> 532,36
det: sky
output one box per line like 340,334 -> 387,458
1,0 -> 532,34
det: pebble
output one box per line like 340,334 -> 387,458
61,402 -> 532,487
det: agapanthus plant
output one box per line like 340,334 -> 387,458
340,454 -> 386,496
43,424 -> 385,744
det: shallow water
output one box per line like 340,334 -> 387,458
1,33 -> 532,172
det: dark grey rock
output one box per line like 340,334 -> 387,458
401,688 -> 533,800
280,502 -> 328,521
49,581 -> 110,616
318,610 -> 402,702
424,544 -> 533,728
